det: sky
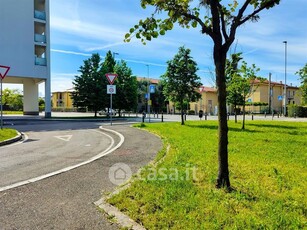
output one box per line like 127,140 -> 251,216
7,0 -> 307,95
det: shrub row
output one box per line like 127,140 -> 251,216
288,105 -> 307,117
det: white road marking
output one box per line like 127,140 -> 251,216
0,128 -> 125,192
54,135 -> 73,142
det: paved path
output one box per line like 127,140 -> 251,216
0,125 -> 162,229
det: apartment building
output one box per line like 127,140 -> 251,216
247,80 -> 301,113
0,0 -> 51,117
51,89 -> 75,110
190,86 -> 218,115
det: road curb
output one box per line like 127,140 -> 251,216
95,184 -> 146,230
95,138 -> 169,230
0,131 -> 23,147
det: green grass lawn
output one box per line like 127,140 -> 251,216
108,121 -> 307,229
0,128 -> 18,141
3,111 -> 23,115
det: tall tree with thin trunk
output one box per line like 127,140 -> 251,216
125,0 -> 280,189
72,53 -> 106,117
161,46 -> 202,125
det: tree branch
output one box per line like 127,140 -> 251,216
181,11 -> 213,38
217,2 -> 229,41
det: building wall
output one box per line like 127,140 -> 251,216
246,82 -> 301,113
52,91 -> 74,109
0,0 -> 49,79
189,89 -> 218,115
0,0 -> 51,116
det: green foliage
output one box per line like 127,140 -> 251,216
288,104 -> 307,117
124,0 -> 280,45
109,121 -> 307,229
137,80 -> 166,113
71,53 -> 114,117
296,63 -> 307,104
226,53 -> 263,128
245,102 -> 268,106
0,128 -> 17,141
113,60 -> 138,115
2,88 -> 23,111
161,46 -> 201,124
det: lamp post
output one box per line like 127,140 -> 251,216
283,41 -> 287,116
113,52 -> 119,58
146,64 -> 151,122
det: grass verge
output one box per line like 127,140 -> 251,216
108,120 -> 307,229
3,111 -> 23,115
0,128 -> 18,142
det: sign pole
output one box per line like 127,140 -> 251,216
0,77 -> 3,129
0,65 -> 10,129
110,92 -> 113,126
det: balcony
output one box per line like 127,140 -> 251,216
34,10 -> 46,20
35,34 -> 46,43
35,57 -> 47,66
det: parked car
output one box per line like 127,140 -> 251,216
99,108 -> 116,116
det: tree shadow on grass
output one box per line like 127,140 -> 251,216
248,123 -> 298,130
185,124 -> 262,133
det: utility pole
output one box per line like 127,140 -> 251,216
146,64 -> 150,122
283,41 -> 287,116
268,73 -> 272,114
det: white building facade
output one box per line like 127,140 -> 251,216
0,0 -> 51,117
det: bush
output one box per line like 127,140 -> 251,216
288,105 -> 307,117
188,110 -> 195,115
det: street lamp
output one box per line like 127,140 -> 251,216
113,52 -> 119,61
283,41 -> 287,116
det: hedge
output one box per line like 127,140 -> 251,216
288,105 -> 307,117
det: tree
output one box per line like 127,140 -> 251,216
113,60 -> 138,116
71,53 -> 106,117
161,46 -> 202,125
226,53 -> 262,129
226,53 -> 244,123
124,0 -> 280,188
2,88 -> 23,111
296,63 -> 307,105
240,61 -> 262,129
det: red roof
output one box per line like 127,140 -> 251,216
199,86 -> 217,93
137,77 -> 160,84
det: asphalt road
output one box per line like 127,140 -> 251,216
0,127 -> 117,189
0,121 -> 162,229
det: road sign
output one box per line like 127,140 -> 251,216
278,95 -> 283,101
149,85 -> 155,93
105,73 -> 118,85
0,65 -> 10,79
107,85 -> 116,94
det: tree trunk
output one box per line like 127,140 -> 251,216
180,101 -> 184,125
242,103 -> 246,130
234,104 -> 237,123
214,46 -> 231,189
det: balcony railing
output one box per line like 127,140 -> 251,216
34,10 -> 46,20
34,34 -> 46,43
35,57 -> 47,66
